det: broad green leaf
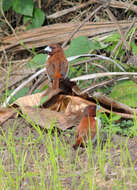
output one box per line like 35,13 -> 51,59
24,8 -> 45,29
65,36 -> 108,77
110,80 -> 137,107
2,0 -> 13,11
66,36 -> 99,57
13,0 -> 33,16
27,54 -> 47,68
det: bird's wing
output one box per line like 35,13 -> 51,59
46,61 -> 55,81
59,59 -> 69,79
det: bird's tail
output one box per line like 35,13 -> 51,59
52,71 -> 61,89
52,78 -> 59,89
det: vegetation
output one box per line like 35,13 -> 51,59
0,0 -> 137,189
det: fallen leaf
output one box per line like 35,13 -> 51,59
20,106 -> 82,130
0,107 -> 16,124
65,95 -> 95,115
14,88 -> 62,107
14,92 -> 45,107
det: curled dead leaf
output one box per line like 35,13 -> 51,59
65,95 -> 95,116
14,88 -> 62,107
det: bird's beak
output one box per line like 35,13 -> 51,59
44,46 -> 52,53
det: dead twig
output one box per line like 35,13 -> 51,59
72,59 -> 109,72
71,72 -> 137,81
62,5 -> 103,48
93,92 -> 137,115
28,73 -> 47,95
96,0 -> 137,13
82,76 -> 137,94
1,21 -> 136,52
105,8 -> 129,51
2,68 -> 46,107
2,51 -> 135,108
0,1 -> 17,39
47,0 -> 95,19
68,54 -> 125,71
112,17 -> 136,57
46,0 -> 137,19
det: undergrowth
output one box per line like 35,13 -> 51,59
0,113 -> 136,189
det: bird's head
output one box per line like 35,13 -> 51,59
83,105 -> 97,117
44,44 -> 62,55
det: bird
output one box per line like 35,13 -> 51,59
44,44 -> 69,89
73,105 -> 101,149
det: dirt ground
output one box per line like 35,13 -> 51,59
0,117 -> 137,189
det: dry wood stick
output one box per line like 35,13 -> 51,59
62,5 -> 103,48
112,17 -> 136,57
105,8 -> 129,51
47,0 -> 95,19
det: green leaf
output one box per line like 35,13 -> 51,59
7,87 -> 29,104
111,114 -> 121,121
65,36 -> 107,58
13,0 -> 33,16
66,36 -> 108,78
90,39 -> 108,50
132,42 -> 137,56
27,54 -> 47,68
110,80 -> 137,107
65,36 -> 94,57
103,33 -> 120,43
2,0 -> 13,11
24,8 -> 45,29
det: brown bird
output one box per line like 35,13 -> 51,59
44,44 -> 68,89
73,105 -> 101,149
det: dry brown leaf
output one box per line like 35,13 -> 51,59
14,88 -> 62,107
1,21 -> 136,52
65,95 -> 95,115
14,92 -> 45,107
0,107 -> 16,124
7,85 -> 136,131
21,106 -> 81,130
